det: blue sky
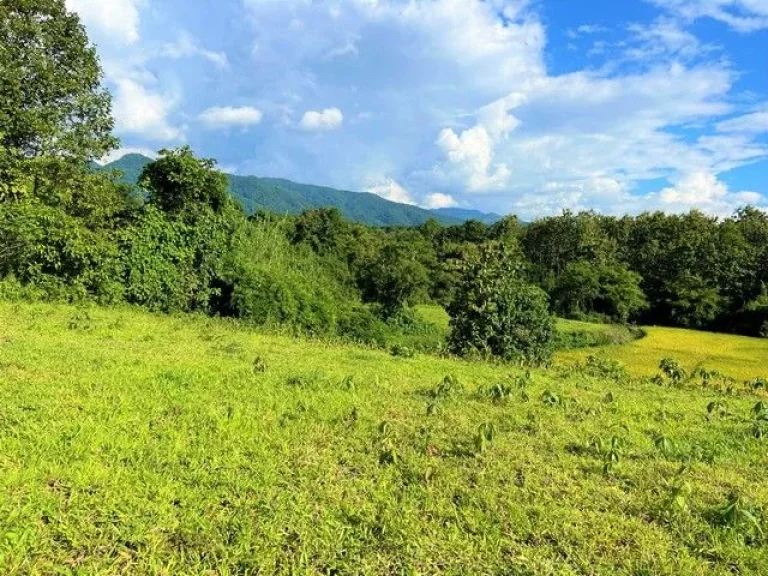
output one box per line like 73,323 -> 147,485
68,0 -> 768,218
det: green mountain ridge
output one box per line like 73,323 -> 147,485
97,154 -> 503,227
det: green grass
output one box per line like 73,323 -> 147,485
1,302 -> 767,574
558,326 -> 768,381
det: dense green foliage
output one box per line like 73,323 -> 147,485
99,154 -> 499,227
0,0 -> 116,200
447,244 -> 555,364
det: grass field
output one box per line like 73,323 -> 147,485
558,326 -> 768,381
1,302 -> 767,574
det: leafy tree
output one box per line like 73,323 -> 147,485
448,243 -> 555,365
554,261 -> 646,323
358,241 -> 429,317
139,147 -> 229,217
0,0 -> 116,199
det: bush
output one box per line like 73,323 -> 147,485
447,243 -> 555,365
222,220 -> 345,336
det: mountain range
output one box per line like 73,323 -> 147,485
96,154 -> 503,227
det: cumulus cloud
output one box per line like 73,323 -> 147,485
98,147 -> 158,165
365,178 -> 417,205
436,126 -> 511,191
199,106 -> 263,128
112,79 -> 183,142
651,172 -> 766,215
299,108 -> 344,131
75,0 -> 768,218
423,193 -> 459,209
66,0 -> 141,44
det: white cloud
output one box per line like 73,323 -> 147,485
625,17 -> 709,60
717,106 -> 768,134
651,172 -> 766,215
161,33 -> 229,69
649,0 -> 768,32
423,193 -> 459,209
299,108 -> 344,131
66,0 -> 141,44
98,147 -> 158,165
365,178 -> 417,205
112,78 -> 183,142
436,126 -> 511,191
199,106 -> 263,128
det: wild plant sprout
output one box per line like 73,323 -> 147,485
715,492 -> 763,536
474,422 -> 496,455
541,390 -> 562,407
252,356 -> 267,374
653,433 -> 674,456
659,358 -> 687,386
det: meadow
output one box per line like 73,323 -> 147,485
1,301 -> 766,575
558,326 -> 768,381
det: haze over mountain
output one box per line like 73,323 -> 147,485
97,154 -> 502,227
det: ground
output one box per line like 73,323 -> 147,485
0,302 -> 766,575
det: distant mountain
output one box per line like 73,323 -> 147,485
97,154 -> 503,227
431,207 -> 503,225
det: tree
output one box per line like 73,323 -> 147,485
0,0 -> 116,199
139,147 -> 229,217
358,241 -> 429,317
554,261 -> 646,323
448,243 -> 555,365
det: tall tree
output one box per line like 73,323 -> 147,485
0,0 -> 116,199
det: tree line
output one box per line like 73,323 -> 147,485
1,0 -> 766,368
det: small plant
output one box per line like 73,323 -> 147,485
390,344 -> 415,358
426,402 -> 441,416
252,356 -> 267,374
659,358 -> 687,385
68,308 -> 93,331
541,390 -> 561,408
747,377 -> 767,391
487,382 -> 514,404
653,433 -> 674,456
377,421 -> 397,465
660,465 -> 692,520
588,430 -> 627,475
751,401 -> 768,439
431,374 -> 463,400
713,492 -> 763,536
340,375 -> 355,391
473,422 -> 496,455
602,435 -> 625,475
706,400 -> 729,419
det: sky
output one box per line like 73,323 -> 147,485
68,0 -> 768,219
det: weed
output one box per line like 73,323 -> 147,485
541,389 -> 562,408
67,308 -> 93,331
713,492 -> 763,536
252,356 -> 267,374
473,422 -> 496,455
659,358 -> 687,385
430,374 -> 463,400
390,344 -> 415,358
653,433 -> 674,456
706,400 -> 729,419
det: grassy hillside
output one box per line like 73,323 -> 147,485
97,154 -> 501,227
558,326 -> 768,381
1,302 -> 766,574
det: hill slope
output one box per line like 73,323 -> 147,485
98,154 -> 502,227
1,301 -> 766,574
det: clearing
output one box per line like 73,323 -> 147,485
0,302 -> 766,574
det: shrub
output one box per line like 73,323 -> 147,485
447,243 -> 555,365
